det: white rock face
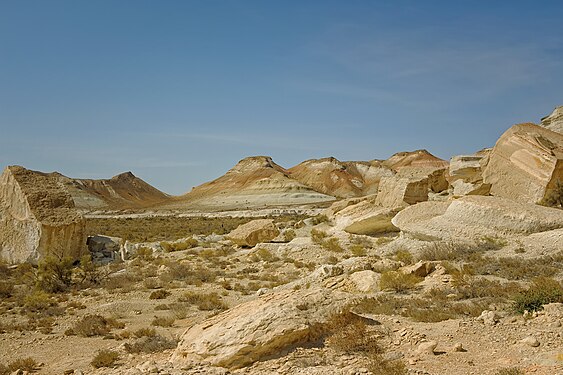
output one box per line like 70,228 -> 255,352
541,106 -> 563,134
171,288 -> 350,368
227,219 -> 280,247
0,166 -> 87,264
348,270 -> 380,292
392,196 -> 563,241
375,176 -> 429,208
482,123 -> 563,204
448,150 -> 492,197
331,198 -> 401,235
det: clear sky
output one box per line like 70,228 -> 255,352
1,1 -> 562,195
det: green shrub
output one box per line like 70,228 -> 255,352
311,229 -> 327,244
36,255 -> 74,293
513,277 -> 563,313
379,271 -> 422,293
135,247 -> 154,261
284,229 -> 296,242
3,358 -> 38,373
349,244 -> 367,257
178,291 -> 227,311
23,291 -> 56,312
91,349 -> 119,368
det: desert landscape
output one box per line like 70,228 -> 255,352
0,106 -> 562,375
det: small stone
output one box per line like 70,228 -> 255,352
520,336 -> 540,347
452,342 -> 466,352
416,340 -> 438,355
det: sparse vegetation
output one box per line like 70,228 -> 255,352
394,249 -> 414,265
161,238 -> 199,252
91,349 -> 120,368
67,314 -> 125,337
494,368 -> 525,375
178,291 -> 227,311
513,277 -> 563,313
124,334 -> 178,353
149,289 -> 171,300
379,271 -> 422,293
151,316 -> 175,327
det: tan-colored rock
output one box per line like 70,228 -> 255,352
171,288 -> 350,368
451,179 -> 491,197
227,219 -> 280,247
392,196 -> 563,241
416,340 -> 438,355
482,123 -> 563,204
448,150 -> 491,184
401,261 -> 435,277
332,198 -> 401,235
348,270 -> 380,293
541,106 -> 563,134
375,176 -> 429,208
0,166 -> 87,264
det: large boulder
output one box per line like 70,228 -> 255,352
482,123 -> 563,204
375,175 -> 429,208
171,287 -> 350,368
541,106 -> 563,134
227,219 -> 280,247
448,149 -> 492,197
332,198 -> 400,235
392,196 -> 563,241
0,166 -> 87,264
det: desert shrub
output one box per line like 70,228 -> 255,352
310,229 -> 327,244
251,248 -> 279,262
284,229 -> 296,242
178,291 -> 227,311
478,236 -> 508,251
513,277 -> 563,313
124,335 -> 178,353
394,249 -> 414,265
494,368 -> 524,375
418,242 -> 484,261
321,238 -> 344,252
102,273 -> 138,291
149,289 -> 170,300
473,256 -> 559,280
325,311 -> 406,375
91,349 -> 119,368
133,327 -> 157,338
0,281 -> 13,299
151,316 -> 175,327
23,291 -> 57,312
161,238 -> 199,252
456,278 -> 522,299
3,358 -> 38,373
379,271 -> 422,293
135,246 -> 154,261
349,244 -> 367,257
68,314 -> 124,337
36,255 -> 74,293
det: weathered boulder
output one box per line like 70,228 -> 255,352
375,176 -> 429,208
348,270 -> 380,293
482,123 -> 563,204
87,234 -> 123,263
448,150 -> 490,184
451,179 -> 491,197
392,196 -> 563,241
332,198 -> 400,235
0,166 -> 87,264
541,106 -> 563,134
227,219 -> 280,247
171,287 -> 350,368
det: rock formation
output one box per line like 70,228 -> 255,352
57,171 -> 170,210
541,106 -> 563,134
482,123 -> 563,204
171,287 -> 350,369
227,219 -> 280,247
166,156 -> 335,210
392,196 -> 563,241
448,149 -> 491,197
288,157 -> 393,198
331,197 -> 400,235
0,166 -> 87,264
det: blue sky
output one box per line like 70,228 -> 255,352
1,1 -> 562,194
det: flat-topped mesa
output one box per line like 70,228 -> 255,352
0,166 -> 87,264
541,106 -> 563,134
482,122 -> 563,204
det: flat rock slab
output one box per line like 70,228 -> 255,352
171,287 -> 350,369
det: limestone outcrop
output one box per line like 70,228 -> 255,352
171,287 -> 350,368
482,123 -> 563,204
392,196 -> 563,241
227,219 -> 280,247
375,175 -> 430,207
331,198 -> 400,235
448,150 -> 491,197
0,166 -> 87,264
541,106 -> 563,134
